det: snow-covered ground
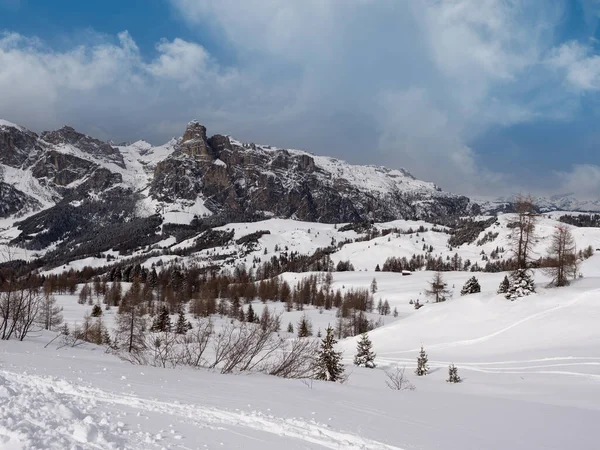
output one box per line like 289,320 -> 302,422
2,213 -> 600,448
2,256 -> 600,448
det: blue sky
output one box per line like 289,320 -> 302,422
2,0 -> 600,198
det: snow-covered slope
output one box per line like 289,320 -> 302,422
2,263 -> 600,449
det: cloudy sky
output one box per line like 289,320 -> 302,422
2,0 -> 600,198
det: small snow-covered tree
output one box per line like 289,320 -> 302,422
497,275 -> 510,294
505,269 -> 535,300
460,276 -> 481,296
353,333 -> 376,368
415,345 -> 429,376
447,364 -> 462,383
287,322 -> 294,333
393,307 -> 399,317
315,326 -> 345,382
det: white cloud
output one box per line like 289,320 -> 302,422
0,30 -> 281,143
0,0 -> 598,197
548,41 -> 600,91
556,164 -> 600,197
166,0 -> 573,195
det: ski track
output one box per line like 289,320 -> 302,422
375,290 -> 600,381
0,370 -> 404,450
378,289 -> 599,355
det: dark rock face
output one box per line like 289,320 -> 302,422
41,126 -> 125,168
31,151 -> 97,187
0,125 -> 43,167
0,182 -> 41,218
150,123 -> 473,223
1,119 -> 477,265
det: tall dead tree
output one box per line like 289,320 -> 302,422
504,195 -> 539,300
509,195 -> 538,269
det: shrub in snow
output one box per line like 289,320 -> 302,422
415,345 -> 429,376
353,333 -> 376,368
315,326 -> 345,382
91,304 -> 103,317
384,366 -> 415,391
447,364 -> 462,383
460,276 -> 481,296
505,269 -> 535,301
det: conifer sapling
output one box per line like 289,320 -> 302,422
415,345 -> 429,376
353,333 -> 376,368
447,364 -> 462,383
315,326 -> 345,382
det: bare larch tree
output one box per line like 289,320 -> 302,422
544,226 -> 578,287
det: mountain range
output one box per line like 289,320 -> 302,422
0,119 -> 595,269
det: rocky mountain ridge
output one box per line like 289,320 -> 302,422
0,118 -> 559,270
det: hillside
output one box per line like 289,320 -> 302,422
2,260 -> 600,449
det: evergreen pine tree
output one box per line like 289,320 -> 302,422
393,307 -> 399,317
297,315 -> 312,337
460,276 -> 481,296
175,307 -> 192,334
315,326 -> 345,382
287,322 -> 294,333
246,304 -> 256,323
353,333 -> 376,368
415,345 -> 429,376
382,300 -> 391,315
151,306 -> 172,332
497,275 -> 510,294
505,269 -> 535,300
447,364 -> 462,383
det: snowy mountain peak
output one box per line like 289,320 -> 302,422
0,119 -> 25,131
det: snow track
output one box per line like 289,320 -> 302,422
0,370 -> 403,450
